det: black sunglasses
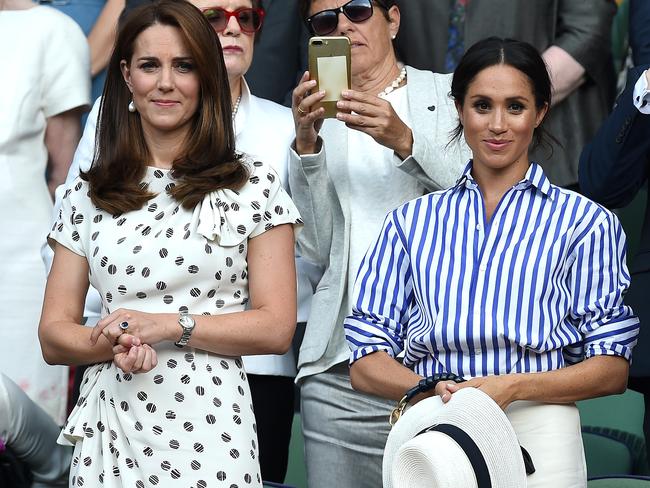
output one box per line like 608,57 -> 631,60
306,0 -> 388,36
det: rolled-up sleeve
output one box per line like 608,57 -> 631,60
344,210 -> 414,364
567,211 -> 639,363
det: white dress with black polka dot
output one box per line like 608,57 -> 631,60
49,160 -> 302,488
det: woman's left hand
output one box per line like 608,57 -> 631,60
445,375 -> 518,410
90,308 -> 168,347
335,90 -> 414,159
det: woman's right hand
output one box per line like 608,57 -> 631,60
292,71 -> 326,155
435,380 -> 461,403
113,335 -> 158,374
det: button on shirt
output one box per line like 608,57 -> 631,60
344,163 -> 639,379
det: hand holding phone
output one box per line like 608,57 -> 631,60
292,71 -> 325,155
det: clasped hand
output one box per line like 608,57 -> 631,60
90,308 -> 162,374
434,375 -> 517,410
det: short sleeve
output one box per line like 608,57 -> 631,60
552,1 -> 616,79
39,7 -> 90,117
48,178 -> 92,257
248,162 -> 303,239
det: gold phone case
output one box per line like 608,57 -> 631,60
308,36 -> 351,118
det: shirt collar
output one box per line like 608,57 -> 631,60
454,160 -> 554,199
233,77 -> 252,138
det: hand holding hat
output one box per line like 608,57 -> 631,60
384,387 -> 531,488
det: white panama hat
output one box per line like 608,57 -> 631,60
383,387 -> 529,488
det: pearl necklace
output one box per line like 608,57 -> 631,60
232,95 -> 242,120
378,67 -> 407,98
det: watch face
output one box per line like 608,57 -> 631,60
179,315 -> 195,329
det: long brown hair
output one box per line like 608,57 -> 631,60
83,0 -> 249,215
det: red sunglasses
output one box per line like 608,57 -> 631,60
201,7 -> 265,34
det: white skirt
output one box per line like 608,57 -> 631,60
505,401 -> 587,487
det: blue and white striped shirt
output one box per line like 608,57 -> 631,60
344,163 -> 639,378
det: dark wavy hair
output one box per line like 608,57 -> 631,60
84,0 -> 249,215
449,37 -> 556,153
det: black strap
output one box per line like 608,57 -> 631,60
417,424 -> 536,479
403,373 -> 466,404
390,373 -> 466,425
421,423 -> 492,488
520,446 -> 536,475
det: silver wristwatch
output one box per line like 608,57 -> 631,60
174,311 -> 196,348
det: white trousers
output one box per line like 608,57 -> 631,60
506,401 -> 587,487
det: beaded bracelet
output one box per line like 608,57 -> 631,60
389,372 -> 466,426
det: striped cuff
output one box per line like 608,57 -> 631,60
584,342 -> 633,362
349,344 -> 397,365
583,317 -> 639,362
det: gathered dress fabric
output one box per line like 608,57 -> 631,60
0,5 -> 90,424
48,161 -> 302,487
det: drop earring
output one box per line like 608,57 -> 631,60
128,100 -> 136,113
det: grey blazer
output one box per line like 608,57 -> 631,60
289,67 -> 471,382
394,0 -> 617,187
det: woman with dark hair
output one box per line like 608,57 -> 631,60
44,0 -> 318,481
38,1 -> 301,486
345,37 -> 639,486
289,0 -> 470,486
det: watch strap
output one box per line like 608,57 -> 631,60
174,313 -> 195,348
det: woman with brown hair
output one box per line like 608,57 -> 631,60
38,1 -> 301,486
45,0 -> 316,481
